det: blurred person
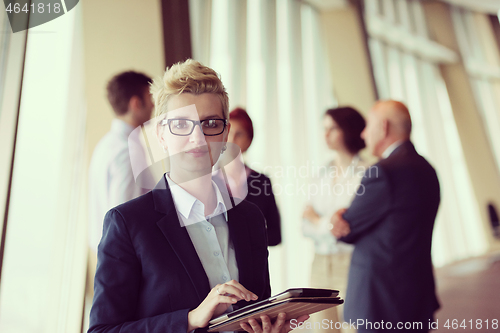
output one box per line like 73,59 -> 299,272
88,59 -> 309,333
331,100 -> 440,333
302,107 -> 367,333
225,107 -> 282,246
88,71 -> 154,255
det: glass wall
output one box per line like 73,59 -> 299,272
364,0 -> 487,266
0,9 -> 9,112
189,0 -> 336,292
0,6 -> 87,333
451,8 -> 500,176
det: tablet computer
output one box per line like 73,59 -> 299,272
208,297 -> 343,332
209,288 -> 339,325
208,288 -> 342,332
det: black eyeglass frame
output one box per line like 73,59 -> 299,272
160,118 -> 228,136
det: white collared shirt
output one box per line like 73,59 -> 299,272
89,119 -> 148,253
165,174 -> 239,290
382,140 -> 404,159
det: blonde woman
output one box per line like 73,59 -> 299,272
88,60 -> 308,333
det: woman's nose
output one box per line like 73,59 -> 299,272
189,123 -> 206,144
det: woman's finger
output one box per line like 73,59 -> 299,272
216,284 -> 250,301
240,322 -> 254,333
271,313 -> 286,332
212,294 -> 239,306
248,318 -> 263,333
223,280 -> 258,302
225,280 -> 259,299
260,315 -> 273,332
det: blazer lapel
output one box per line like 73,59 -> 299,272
153,176 -> 211,303
227,207 -> 253,289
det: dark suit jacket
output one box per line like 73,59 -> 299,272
88,176 -> 271,333
246,169 -> 282,246
340,141 -> 440,327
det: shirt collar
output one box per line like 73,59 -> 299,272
165,174 -> 228,221
382,140 -> 403,159
111,118 -> 135,136
209,182 -> 228,220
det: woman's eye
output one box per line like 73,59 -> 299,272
173,120 -> 189,128
203,120 -> 217,128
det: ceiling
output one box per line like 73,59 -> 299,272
301,0 -> 349,11
303,0 -> 500,14
438,0 -> 500,14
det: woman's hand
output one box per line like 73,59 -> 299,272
240,313 -> 310,333
302,205 -> 320,224
187,280 -> 258,332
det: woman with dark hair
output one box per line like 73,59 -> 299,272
225,107 -> 282,246
302,107 -> 367,333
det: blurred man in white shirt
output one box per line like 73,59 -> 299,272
88,71 -> 154,255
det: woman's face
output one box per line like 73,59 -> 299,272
323,115 -> 345,151
227,119 -> 252,153
158,93 -> 230,175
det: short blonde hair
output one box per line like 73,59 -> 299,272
150,59 -> 229,120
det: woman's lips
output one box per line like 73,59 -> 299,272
186,148 -> 208,157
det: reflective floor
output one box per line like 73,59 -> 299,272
434,254 -> 500,332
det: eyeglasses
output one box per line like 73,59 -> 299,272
160,118 -> 228,136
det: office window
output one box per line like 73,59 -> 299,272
0,10 -> 9,111
189,0 -> 335,292
0,7 -> 87,333
364,0 -> 487,266
451,8 -> 500,176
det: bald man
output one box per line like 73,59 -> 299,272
331,101 -> 440,332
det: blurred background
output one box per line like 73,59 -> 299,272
0,0 -> 500,332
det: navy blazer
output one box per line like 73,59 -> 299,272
246,169 -> 282,246
88,176 -> 271,333
341,141 -> 440,328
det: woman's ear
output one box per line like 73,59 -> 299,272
155,123 -> 168,152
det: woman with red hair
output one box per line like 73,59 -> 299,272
227,107 -> 282,246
